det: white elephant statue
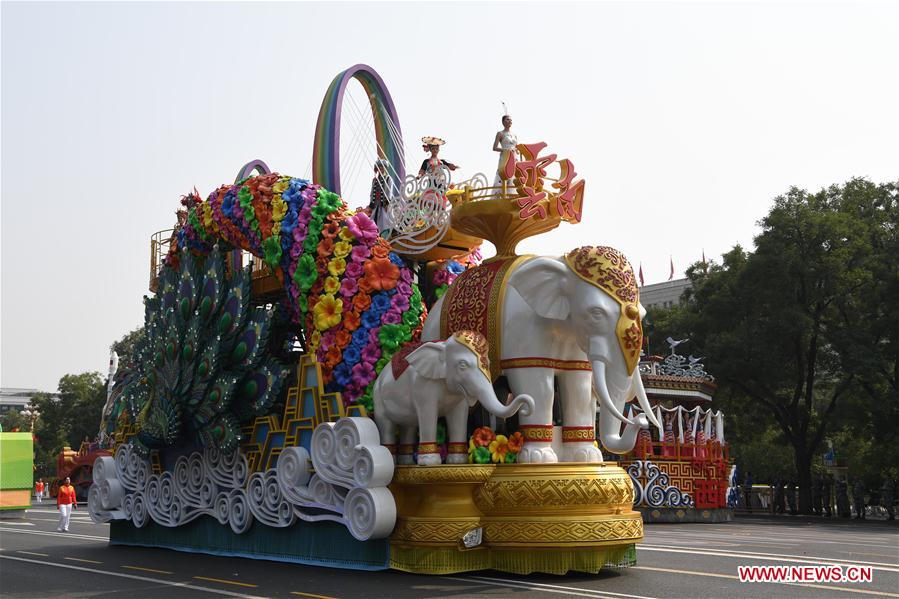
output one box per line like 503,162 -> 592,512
421,246 -> 661,464
373,330 -> 534,466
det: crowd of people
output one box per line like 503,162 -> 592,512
742,472 -> 895,520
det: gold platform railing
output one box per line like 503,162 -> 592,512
149,229 -> 174,292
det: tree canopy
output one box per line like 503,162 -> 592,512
647,178 -> 897,512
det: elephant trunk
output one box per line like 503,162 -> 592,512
593,360 -> 647,454
473,382 -> 535,419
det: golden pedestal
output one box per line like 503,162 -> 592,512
388,463 -> 642,575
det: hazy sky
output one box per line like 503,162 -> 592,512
2,1 -> 897,391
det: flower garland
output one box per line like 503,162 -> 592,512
468,426 -> 524,464
166,173 -> 426,414
431,248 -> 483,299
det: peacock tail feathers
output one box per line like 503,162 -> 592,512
109,244 -> 289,455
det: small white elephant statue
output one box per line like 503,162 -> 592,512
373,330 -> 534,465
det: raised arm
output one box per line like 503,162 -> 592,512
492,131 -> 503,152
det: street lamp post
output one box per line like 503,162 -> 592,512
20,404 -> 41,432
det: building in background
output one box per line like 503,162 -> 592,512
640,278 -> 692,310
0,388 -> 58,415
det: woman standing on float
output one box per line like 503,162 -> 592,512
418,136 -> 459,196
492,113 -> 518,191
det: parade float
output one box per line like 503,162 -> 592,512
619,342 -> 734,523
88,64 -> 654,575
0,432 -> 34,516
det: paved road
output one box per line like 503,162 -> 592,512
1,503 -> 896,598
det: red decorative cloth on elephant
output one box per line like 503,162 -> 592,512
439,256 -> 533,381
391,341 -> 425,380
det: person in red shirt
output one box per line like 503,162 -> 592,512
34,479 -> 44,503
57,477 -> 77,532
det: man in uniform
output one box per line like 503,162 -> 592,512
881,478 -> 895,520
852,479 -> 866,520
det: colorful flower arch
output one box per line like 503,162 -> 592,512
168,172 -> 426,413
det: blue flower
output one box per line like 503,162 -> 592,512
362,309 -> 381,329
352,328 -> 370,348
343,346 -> 361,367
388,252 -> 405,267
332,363 -> 352,387
447,261 -> 465,275
371,292 -> 391,314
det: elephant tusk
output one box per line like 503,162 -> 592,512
633,368 -> 661,428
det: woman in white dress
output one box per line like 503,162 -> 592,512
492,115 -> 518,191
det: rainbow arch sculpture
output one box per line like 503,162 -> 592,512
312,64 -> 404,195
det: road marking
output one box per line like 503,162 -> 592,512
194,576 -> 258,588
291,592 -> 338,599
65,556 -> 103,564
632,565 -> 899,596
0,521 -> 34,526
445,575 -> 660,599
0,555 -> 266,598
641,544 -> 899,572
632,566 -> 736,580
15,551 -> 49,557
0,527 -> 107,542
122,565 -> 173,575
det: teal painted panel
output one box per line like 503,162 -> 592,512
109,516 -> 389,571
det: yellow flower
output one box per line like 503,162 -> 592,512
273,179 -> 289,194
309,330 -> 322,351
313,294 -> 343,331
339,227 -> 355,242
328,257 -> 347,277
201,204 -> 217,231
488,435 -> 510,463
333,241 -> 352,259
272,222 -> 281,236
272,197 -> 287,222
323,276 -> 340,295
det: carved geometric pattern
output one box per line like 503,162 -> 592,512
621,457 -> 729,508
391,519 -> 480,543
483,517 -> 643,544
240,354 -> 348,474
475,476 -> 634,512
391,464 -> 496,485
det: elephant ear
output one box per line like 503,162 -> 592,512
405,342 -> 446,380
509,257 -> 571,320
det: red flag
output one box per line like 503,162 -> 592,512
668,256 -> 674,280
638,263 -> 645,287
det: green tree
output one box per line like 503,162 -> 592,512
111,326 -> 145,369
58,372 -> 106,448
661,179 -> 896,513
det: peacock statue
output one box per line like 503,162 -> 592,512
112,245 -> 288,455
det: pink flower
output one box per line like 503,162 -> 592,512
339,277 -> 358,299
397,282 -> 412,297
321,330 -> 337,350
391,294 -> 410,312
433,269 -> 449,285
347,212 -> 379,244
351,362 -> 376,386
351,244 -> 371,263
361,343 -> 381,365
345,261 -> 364,279
400,269 -> 412,284
383,309 -> 402,324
